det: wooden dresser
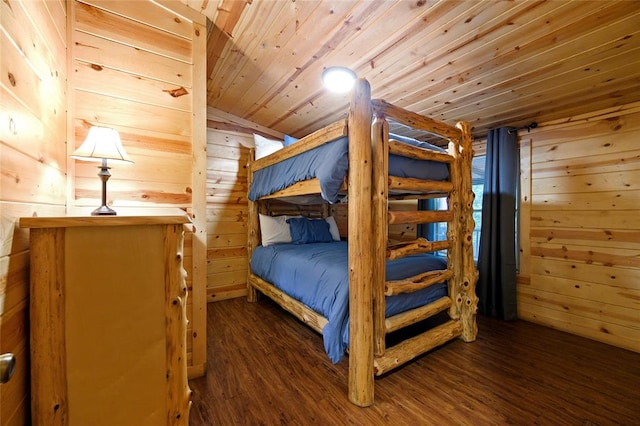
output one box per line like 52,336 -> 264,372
19,216 -> 192,426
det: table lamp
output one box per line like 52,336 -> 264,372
71,126 -> 133,216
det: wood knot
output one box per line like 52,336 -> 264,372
7,72 -> 16,87
164,86 -> 189,97
90,64 -> 103,71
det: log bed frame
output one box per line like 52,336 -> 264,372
246,79 -> 478,407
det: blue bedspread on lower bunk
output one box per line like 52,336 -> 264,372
251,241 -> 448,363
248,134 -> 449,203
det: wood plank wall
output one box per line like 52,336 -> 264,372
205,108 -> 283,301
518,102 -> 640,353
68,0 -> 207,377
1,0 -> 68,423
0,3 -> 209,422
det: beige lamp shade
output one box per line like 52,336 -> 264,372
72,126 -> 133,164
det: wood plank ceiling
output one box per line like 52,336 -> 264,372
180,0 -> 640,140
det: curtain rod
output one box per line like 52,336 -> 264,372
508,122 -> 538,134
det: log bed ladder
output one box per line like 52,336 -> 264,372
369,100 -> 479,379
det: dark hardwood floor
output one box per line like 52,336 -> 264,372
188,297 -> 640,425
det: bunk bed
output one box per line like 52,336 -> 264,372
246,79 -> 478,407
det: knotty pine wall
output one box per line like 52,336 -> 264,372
1,6 -> 207,423
1,1 -> 67,423
205,108 -> 283,301
68,0 -> 207,376
518,102 -> 640,353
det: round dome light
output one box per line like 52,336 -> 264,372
322,67 -> 357,93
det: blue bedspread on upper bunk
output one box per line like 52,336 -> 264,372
248,134 -> 449,203
251,241 -> 448,363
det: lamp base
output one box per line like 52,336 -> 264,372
91,205 -> 117,216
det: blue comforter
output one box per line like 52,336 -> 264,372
251,241 -> 448,363
248,134 -> 449,203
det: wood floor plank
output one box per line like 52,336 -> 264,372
189,298 -> 640,425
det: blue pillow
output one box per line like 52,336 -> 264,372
284,134 -> 299,146
286,217 -> 333,244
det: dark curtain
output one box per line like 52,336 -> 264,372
477,127 -> 518,320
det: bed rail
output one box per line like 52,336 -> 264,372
388,139 -> 454,163
372,99 -> 462,140
248,274 -> 328,334
249,119 -> 348,174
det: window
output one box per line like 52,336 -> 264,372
429,155 -> 485,261
471,155 -> 486,260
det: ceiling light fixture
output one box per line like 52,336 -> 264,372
322,66 -> 357,93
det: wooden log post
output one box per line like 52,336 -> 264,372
348,78 -> 374,407
371,114 -> 389,358
247,149 -> 259,302
165,224 -> 191,425
456,121 -> 479,341
446,137 -> 463,320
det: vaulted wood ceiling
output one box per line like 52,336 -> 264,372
181,0 -> 640,140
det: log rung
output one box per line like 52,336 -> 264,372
388,210 -> 453,225
388,139 -> 455,164
374,320 -> 463,376
388,176 -> 454,193
387,237 -> 450,260
385,296 -> 452,333
385,269 -> 453,296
